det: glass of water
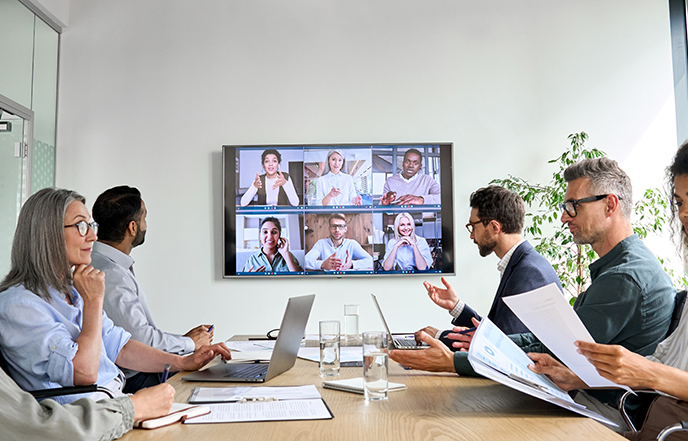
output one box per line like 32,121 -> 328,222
344,304 -> 359,345
319,320 -> 340,377
362,331 -> 389,401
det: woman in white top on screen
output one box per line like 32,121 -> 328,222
314,149 -> 362,206
240,149 -> 300,206
383,212 -> 433,271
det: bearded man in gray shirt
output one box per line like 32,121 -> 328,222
91,186 -> 213,393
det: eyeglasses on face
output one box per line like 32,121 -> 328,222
465,219 -> 487,234
329,224 -> 346,230
559,194 -> 621,218
64,220 -> 99,237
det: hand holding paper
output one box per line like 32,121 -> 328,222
501,283 -> 630,391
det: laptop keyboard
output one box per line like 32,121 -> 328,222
228,363 -> 268,378
394,338 -> 419,347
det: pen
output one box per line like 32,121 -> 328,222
161,363 -> 170,383
457,327 -> 476,335
508,373 -> 549,392
239,397 -> 279,403
208,324 -> 214,333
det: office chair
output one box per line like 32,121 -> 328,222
0,347 -> 114,400
617,289 -> 688,437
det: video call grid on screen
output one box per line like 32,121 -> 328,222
223,143 -> 455,278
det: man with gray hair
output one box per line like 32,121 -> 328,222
391,158 -> 674,420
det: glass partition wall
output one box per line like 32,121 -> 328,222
0,0 -> 59,276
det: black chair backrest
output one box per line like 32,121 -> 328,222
669,290 -> 687,338
0,348 -> 10,377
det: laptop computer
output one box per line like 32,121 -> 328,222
371,293 -> 429,350
182,294 -> 315,383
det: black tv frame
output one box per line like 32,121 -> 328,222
223,143 -> 455,278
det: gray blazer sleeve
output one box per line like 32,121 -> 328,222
0,370 -> 134,441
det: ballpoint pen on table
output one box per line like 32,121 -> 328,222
161,363 -> 171,383
238,397 -> 279,403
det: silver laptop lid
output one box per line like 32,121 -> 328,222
264,294 -> 315,380
371,293 -> 395,337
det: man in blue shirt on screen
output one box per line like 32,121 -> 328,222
304,213 -> 373,271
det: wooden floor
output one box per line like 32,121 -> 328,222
120,349 -> 626,441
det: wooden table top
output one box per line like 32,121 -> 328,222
120,338 -> 626,441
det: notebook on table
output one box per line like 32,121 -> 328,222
182,294 -> 315,383
371,293 -> 429,350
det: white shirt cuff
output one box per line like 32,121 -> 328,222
450,300 -> 465,318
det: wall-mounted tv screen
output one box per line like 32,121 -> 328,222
223,143 -> 455,278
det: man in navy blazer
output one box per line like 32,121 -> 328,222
416,185 -> 562,346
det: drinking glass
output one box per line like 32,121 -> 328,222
362,331 -> 388,401
344,304 -> 360,345
319,320 -> 341,377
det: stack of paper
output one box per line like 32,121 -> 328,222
467,317 -> 617,426
184,385 -> 333,424
323,377 -> 407,395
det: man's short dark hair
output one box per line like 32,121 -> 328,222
469,186 -> 525,234
403,148 -> 423,160
328,213 -> 346,225
92,186 -> 143,243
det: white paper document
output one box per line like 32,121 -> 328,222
501,283 -> 630,390
224,351 -> 273,363
224,340 -> 276,352
189,385 -> 322,403
184,399 -> 332,424
467,318 -> 617,426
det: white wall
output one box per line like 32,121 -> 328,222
56,0 -> 676,340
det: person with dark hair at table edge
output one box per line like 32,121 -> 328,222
91,185 -> 215,393
241,148 -> 300,206
415,185 -> 562,346
243,217 -> 303,273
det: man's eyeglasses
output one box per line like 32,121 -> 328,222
559,194 -> 620,218
329,224 -> 346,230
64,220 -> 99,237
465,219 -> 487,234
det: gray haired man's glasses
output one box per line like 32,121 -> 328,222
559,194 -> 621,218
64,220 -> 99,237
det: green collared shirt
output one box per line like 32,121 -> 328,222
454,235 -> 675,376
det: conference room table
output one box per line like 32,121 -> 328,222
120,336 -> 626,441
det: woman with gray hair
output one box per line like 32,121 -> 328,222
314,149 -> 362,206
382,212 -> 433,271
0,188 -> 230,407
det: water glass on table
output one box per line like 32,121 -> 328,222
362,331 -> 389,401
344,304 -> 360,345
319,320 -> 341,377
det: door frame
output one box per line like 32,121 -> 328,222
0,92 -> 34,203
